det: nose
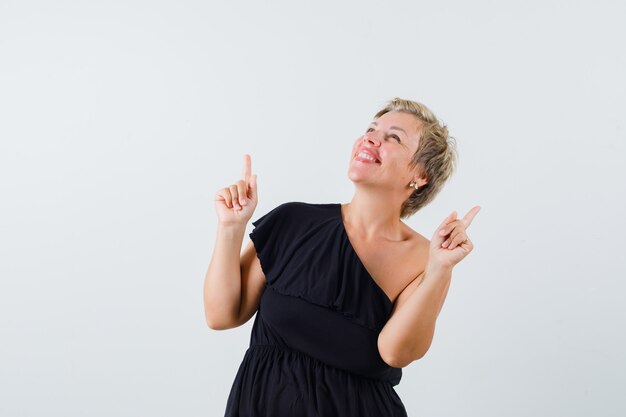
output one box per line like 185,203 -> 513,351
361,132 -> 381,146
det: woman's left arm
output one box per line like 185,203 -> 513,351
378,265 -> 452,368
378,206 -> 481,368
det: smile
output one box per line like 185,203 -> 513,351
354,148 -> 381,163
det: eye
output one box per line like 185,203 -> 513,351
389,134 -> 401,143
365,127 -> 375,133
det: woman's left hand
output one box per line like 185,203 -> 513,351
428,206 -> 481,270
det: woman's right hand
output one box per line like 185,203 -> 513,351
214,154 -> 258,225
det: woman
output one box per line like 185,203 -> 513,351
204,97 -> 480,416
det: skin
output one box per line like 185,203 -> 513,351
204,111 -> 481,368
343,111 -> 430,304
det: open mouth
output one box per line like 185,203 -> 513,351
354,151 -> 380,163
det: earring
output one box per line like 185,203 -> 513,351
409,181 -> 419,190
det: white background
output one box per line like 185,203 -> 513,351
1,1 -> 625,416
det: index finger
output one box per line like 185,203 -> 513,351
462,206 -> 481,228
243,154 -> 252,182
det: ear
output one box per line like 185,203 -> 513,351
413,177 -> 428,187
412,166 -> 428,187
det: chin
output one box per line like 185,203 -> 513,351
347,170 -> 369,183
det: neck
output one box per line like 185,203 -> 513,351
341,187 -> 408,242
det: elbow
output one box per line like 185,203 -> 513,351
205,313 -> 239,331
378,325 -> 436,367
381,351 -> 424,368
206,319 -> 234,331
381,354 -> 405,368
204,297 -> 241,330
380,344 -> 430,368
206,319 -> 229,331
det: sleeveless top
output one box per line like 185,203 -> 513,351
223,202 -> 407,417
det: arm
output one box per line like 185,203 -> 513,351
378,205 -> 481,367
204,154 -> 265,330
203,223 -> 246,330
204,225 -> 267,332
378,265 -> 452,368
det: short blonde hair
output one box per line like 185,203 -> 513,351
374,97 -> 458,219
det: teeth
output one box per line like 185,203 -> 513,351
357,152 -> 377,162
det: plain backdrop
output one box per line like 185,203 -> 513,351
1,1 -> 625,416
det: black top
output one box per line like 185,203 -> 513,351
224,202 -> 407,417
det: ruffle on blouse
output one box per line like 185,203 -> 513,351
249,202 -> 393,333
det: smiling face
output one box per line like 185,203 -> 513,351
348,111 -> 426,192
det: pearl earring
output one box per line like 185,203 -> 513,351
409,181 -> 419,190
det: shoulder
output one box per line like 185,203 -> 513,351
404,223 -> 430,273
401,221 -> 430,249
261,201 -> 336,220
389,224 -> 430,307
267,200 -> 332,212
399,223 -> 431,283
252,201 -> 335,228
279,201 -> 336,213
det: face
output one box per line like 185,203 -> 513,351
348,111 -> 425,191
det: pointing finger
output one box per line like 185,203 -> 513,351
462,206 -> 481,228
243,154 -> 252,182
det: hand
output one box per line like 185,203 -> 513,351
428,206 -> 481,270
214,154 -> 258,225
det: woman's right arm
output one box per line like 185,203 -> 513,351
203,154 -> 264,330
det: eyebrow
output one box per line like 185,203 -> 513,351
370,122 -> 408,136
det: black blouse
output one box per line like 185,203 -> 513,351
224,202 -> 407,417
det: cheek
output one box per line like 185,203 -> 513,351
380,150 -> 409,170
350,139 -> 361,154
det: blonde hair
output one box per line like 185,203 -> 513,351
374,97 -> 458,219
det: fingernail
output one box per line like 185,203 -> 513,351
440,230 -> 446,235
442,241 -> 449,247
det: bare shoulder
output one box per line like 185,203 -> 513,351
401,221 -> 430,250
391,223 -> 430,311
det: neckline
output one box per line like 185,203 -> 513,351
336,203 -> 393,306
